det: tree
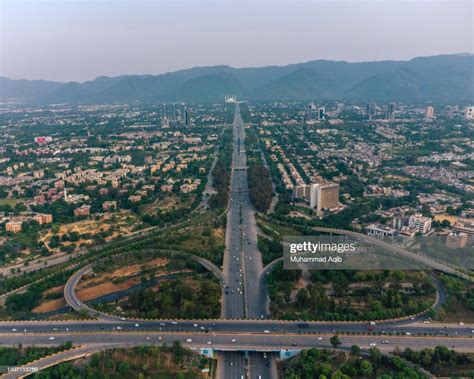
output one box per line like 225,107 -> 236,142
369,347 -> 382,367
350,345 -> 361,355
330,335 -> 341,349
359,360 -> 373,377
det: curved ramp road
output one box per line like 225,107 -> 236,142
63,256 -> 225,321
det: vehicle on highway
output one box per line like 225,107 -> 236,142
49,337 -> 55,340
264,330 -> 270,334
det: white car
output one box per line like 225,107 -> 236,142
116,326 -> 122,330
48,337 -> 55,341
263,330 -> 270,334
369,343 -> 376,347
11,328 -> 17,332
207,341 -> 212,345
317,337 -> 323,340
231,339 -> 236,343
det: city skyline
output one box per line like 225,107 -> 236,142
1,0 -> 472,82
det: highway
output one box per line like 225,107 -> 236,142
219,103 -> 247,378
218,103 -> 276,378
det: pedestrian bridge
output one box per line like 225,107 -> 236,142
194,348 -> 300,360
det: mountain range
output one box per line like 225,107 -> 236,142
1,54 -> 472,104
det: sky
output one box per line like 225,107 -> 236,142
0,0 -> 472,82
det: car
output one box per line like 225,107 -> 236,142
146,337 -> 150,340
116,326 -> 122,330
135,323 -> 139,327
317,337 -> 323,340
52,328 -> 58,331
11,328 -> 17,332
120,317 -> 126,321
381,340 -> 390,344
369,321 -> 376,326
292,343 -> 297,346
263,330 -> 270,334
193,324 -> 198,327
172,321 -> 178,325
459,322 -> 465,326
160,323 -> 166,326
186,339 -> 192,343
263,353 -> 267,358
369,343 -> 377,347
48,337 -> 55,340
406,332 -> 411,336
207,341 -> 212,345
231,339 -> 236,342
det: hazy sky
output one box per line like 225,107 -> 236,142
1,0 -> 472,82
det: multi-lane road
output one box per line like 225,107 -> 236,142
219,103 -> 275,378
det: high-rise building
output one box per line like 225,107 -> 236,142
385,103 -> 396,120
304,102 -> 317,121
464,106 -> 474,120
294,182 -> 339,211
365,103 -> 376,119
318,107 -> 325,120
180,103 -> 187,121
425,106 -> 434,119
171,103 -> 177,120
185,108 -> 192,127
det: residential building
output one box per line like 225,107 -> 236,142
408,214 -> 432,234
6,221 -> 23,233
34,214 -> 53,225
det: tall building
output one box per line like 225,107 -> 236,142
294,182 -> 340,211
365,103 -> 376,120
318,107 -> 325,120
464,106 -> 474,120
180,103 -> 187,121
385,103 -> 396,120
425,106 -> 434,119
185,108 -> 192,127
304,102 -> 317,121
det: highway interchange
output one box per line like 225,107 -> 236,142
0,104 -> 473,378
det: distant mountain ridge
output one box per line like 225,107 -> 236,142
1,54 -> 472,104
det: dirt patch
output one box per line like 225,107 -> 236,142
32,298 -> 67,313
